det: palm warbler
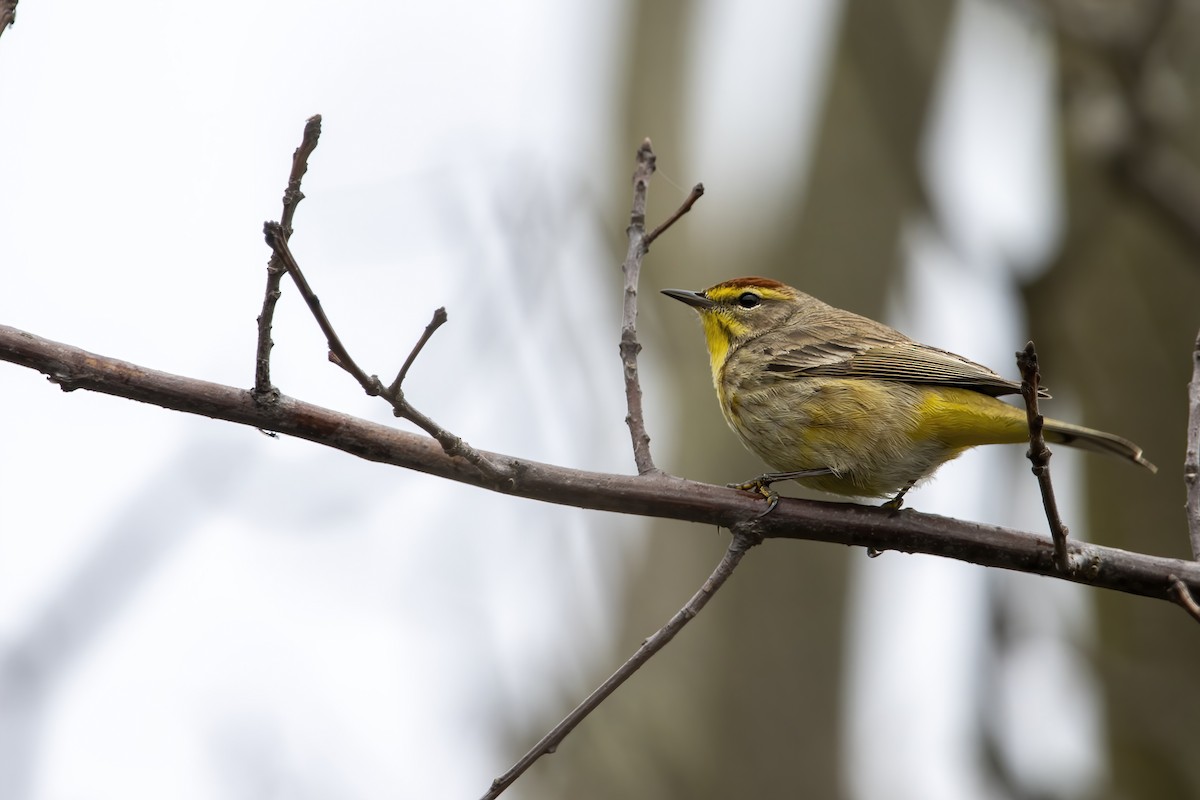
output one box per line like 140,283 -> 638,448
663,276 -> 1156,506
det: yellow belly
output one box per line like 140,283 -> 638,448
720,378 -> 1030,498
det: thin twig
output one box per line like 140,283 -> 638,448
386,307 -> 448,396
377,309 -> 508,480
1168,575 -> 1200,624
254,115 -> 323,402
481,523 -> 763,799
1186,328 -> 1200,559
1017,342 -> 1071,573
644,182 -> 705,248
619,140 -> 658,475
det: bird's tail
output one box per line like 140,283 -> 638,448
1043,419 -> 1157,473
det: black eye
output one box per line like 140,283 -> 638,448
737,292 -> 761,309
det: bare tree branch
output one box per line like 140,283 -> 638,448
1017,342 -> 1071,573
3,323 -> 1198,603
482,523 -> 762,799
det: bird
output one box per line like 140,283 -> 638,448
662,276 -> 1156,508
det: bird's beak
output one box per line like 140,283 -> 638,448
661,288 -> 714,310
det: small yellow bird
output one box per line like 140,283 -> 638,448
663,276 -> 1156,507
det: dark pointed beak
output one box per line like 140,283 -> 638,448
661,288 -> 714,309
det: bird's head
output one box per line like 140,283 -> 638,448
662,277 -> 803,364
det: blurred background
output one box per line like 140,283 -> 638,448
2,1 -> 1199,798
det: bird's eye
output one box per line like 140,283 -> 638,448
737,292 -> 761,309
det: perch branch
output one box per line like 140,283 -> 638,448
4,323 -> 1199,603
1017,342 -> 1071,573
482,522 -> 762,799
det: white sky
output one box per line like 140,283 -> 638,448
1,2 -> 634,798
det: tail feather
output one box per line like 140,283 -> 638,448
1043,419 -> 1157,473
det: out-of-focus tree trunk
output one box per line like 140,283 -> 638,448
1027,6 -> 1200,794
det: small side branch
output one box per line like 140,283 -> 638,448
254,115 -> 323,401
260,227 -> 509,484
386,308 -> 448,397
1168,575 -> 1200,624
644,182 -> 705,249
1186,328 -> 1200,559
481,523 -> 763,799
1017,342 -> 1071,573
375,309 -> 506,481
618,140 -> 704,475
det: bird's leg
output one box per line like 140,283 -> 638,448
730,469 -> 834,517
881,479 -> 917,511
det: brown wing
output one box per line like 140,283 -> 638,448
762,323 -> 1043,398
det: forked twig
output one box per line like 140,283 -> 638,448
1017,342 -> 1071,573
481,523 -> 763,799
260,223 -> 508,483
254,118 -> 508,482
